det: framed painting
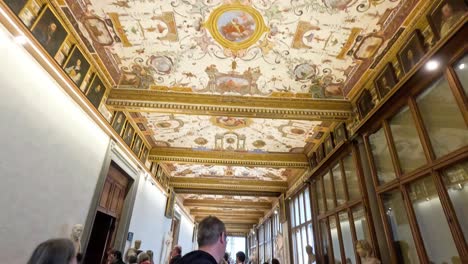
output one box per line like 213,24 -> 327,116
427,0 -> 467,41
309,152 -> 318,170
316,143 -> 325,163
3,0 -> 28,15
374,63 -> 398,99
150,163 -> 158,176
164,188 -> 176,218
140,147 -> 149,162
397,30 -> 426,74
356,89 -> 374,119
131,135 -> 143,156
122,123 -> 135,146
324,134 -> 335,156
63,46 -> 91,88
86,75 -> 106,109
333,122 -> 348,146
31,6 -> 68,57
111,111 -> 126,135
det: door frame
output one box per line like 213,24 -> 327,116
81,140 -> 141,255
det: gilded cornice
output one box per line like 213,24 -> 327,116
150,147 -> 309,168
190,208 -> 265,217
106,89 -> 353,121
194,216 -> 258,224
175,188 -> 280,197
183,199 -> 272,210
170,177 -> 288,193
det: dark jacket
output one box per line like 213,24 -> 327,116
169,254 -> 182,264
177,250 -> 217,264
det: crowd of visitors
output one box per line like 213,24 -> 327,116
26,216 -> 282,264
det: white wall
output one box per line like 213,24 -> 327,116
124,176 -> 172,262
0,25 -> 110,263
177,208 -> 195,255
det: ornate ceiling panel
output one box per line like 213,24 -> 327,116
164,163 -> 304,181
61,0 -> 417,98
137,113 -> 323,152
181,194 -> 276,203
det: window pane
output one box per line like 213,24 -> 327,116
324,171 -> 335,210
317,178 -> 326,214
416,77 -> 468,158
297,229 -> 304,264
333,163 -> 346,205
352,205 -> 371,242
290,199 -> 296,228
454,54 -> 468,96
343,153 -> 361,200
299,193 -> 306,224
302,226 -> 308,264
381,190 -> 419,263
320,220 -> 332,264
292,229 -> 298,264
369,127 -> 397,184
441,159 -> 468,241
408,175 -> 459,263
295,197 -> 301,227
339,212 -> 356,264
329,215 -> 343,264
305,187 -> 312,221
389,106 -> 426,174
307,223 -> 316,259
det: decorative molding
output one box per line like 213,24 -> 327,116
170,177 -> 288,193
106,89 -> 353,121
174,188 -> 280,197
150,147 -> 309,168
184,199 -> 272,210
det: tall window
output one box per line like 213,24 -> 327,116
311,149 -> 371,264
363,51 -> 468,263
289,187 -> 315,264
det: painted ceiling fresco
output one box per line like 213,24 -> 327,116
61,0 -> 418,98
182,194 -> 276,203
136,113 -> 323,152
163,163 -> 304,181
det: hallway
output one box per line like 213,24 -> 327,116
0,1 -> 467,263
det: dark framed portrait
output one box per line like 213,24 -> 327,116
3,0 -> 28,14
111,111 -> 126,135
31,6 -> 68,57
374,63 -> 398,99
356,89 -> 375,119
150,163 -> 158,176
427,0 -> 467,41
122,123 -> 135,146
63,46 -> 91,88
309,152 -> 318,170
164,188 -> 176,218
397,30 -> 426,74
333,122 -> 348,146
316,143 -> 325,163
324,134 -> 335,156
140,147 -> 149,162
86,75 -> 106,109
131,135 -> 143,156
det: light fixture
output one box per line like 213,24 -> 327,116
274,209 -> 278,215
425,60 -> 439,71
458,63 -> 466,70
13,34 -> 28,45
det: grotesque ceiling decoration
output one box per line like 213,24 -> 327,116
53,0 -> 420,232
62,0 -> 417,98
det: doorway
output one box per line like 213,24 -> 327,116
83,161 -> 130,264
83,211 -> 115,264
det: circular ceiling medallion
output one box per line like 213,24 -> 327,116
205,2 -> 268,51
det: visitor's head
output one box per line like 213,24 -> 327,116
171,245 -> 182,257
110,250 -> 123,261
236,251 -> 246,263
197,216 -> 227,261
137,252 -> 150,263
27,238 -> 76,264
128,255 -> 138,264
272,258 -> 280,264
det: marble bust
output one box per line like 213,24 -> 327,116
70,224 -> 83,253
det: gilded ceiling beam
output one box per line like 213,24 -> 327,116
150,147 -> 309,168
183,199 -> 272,210
170,177 -> 288,193
106,90 -> 353,121
175,188 -> 281,197
189,208 -> 265,218
194,216 -> 259,225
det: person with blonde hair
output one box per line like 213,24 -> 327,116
355,240 -> 380,264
